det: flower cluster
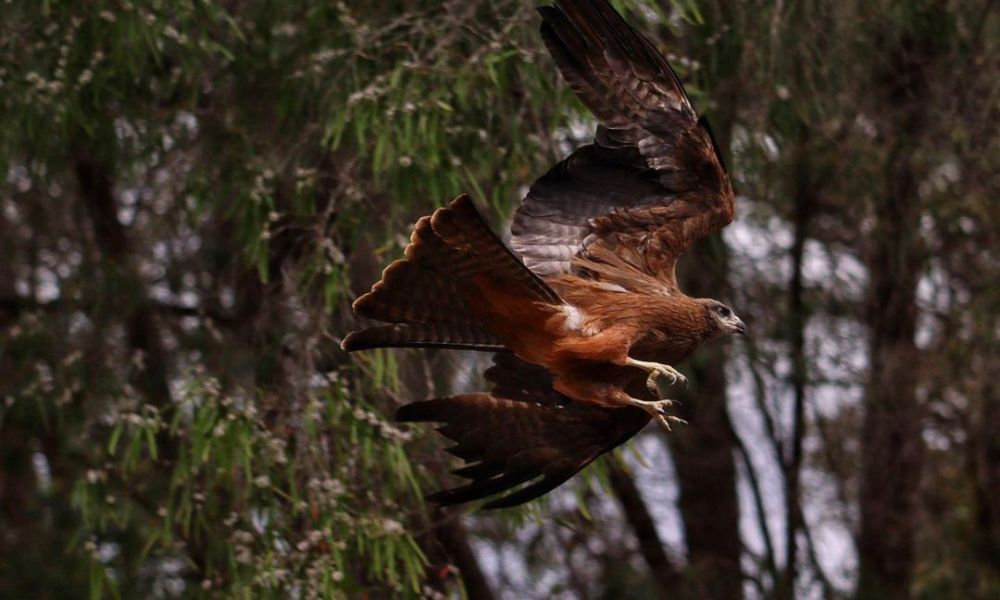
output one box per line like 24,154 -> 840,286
352,405 -> 412,442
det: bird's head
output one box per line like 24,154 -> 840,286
701,299 -> 746,337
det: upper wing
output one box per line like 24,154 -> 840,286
511,0 -> 733,290
396,353 -> 649,509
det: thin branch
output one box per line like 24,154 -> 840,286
781,127 -> 813,600
740,337 -> 786,465
430,514 -> 498,600
798,502 -> 845,599
731,424 -> 780,582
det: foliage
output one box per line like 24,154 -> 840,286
1,0 -> 997,599
0,1 -> 581,596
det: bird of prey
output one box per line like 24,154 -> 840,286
342,0 -> 744,509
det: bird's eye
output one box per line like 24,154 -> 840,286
718,306 -> 731,317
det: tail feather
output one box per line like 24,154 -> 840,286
352,247 -> 480,327
429,196 -> 562,305
344,194 -> 561,352
341,324 -> 504,352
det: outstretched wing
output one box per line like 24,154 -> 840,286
512,0 -> 733,291
396,353 -> 649,509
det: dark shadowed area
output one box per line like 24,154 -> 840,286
1,1 -> 997,598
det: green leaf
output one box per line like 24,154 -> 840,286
145,427 -> 158,461
108,424 -> 123,455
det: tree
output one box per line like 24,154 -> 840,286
1,1 -> 997,598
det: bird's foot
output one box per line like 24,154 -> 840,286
625,358 -> 688,395
626,397 -> 688,432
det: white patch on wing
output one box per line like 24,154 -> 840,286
561,305 -> 599,336
562,305 -> 584,332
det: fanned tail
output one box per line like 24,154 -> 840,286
343,194 -> 560,353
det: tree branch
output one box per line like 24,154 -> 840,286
608,460 -> 681,598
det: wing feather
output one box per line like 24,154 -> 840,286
513,0 -> 734,289
395,354 -> 649,508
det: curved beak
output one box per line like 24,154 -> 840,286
734,318 -> 747,336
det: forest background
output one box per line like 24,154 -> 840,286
0,1 -> 997,598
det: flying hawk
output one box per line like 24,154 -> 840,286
343,0 -> 743,509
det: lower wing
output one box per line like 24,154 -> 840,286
396,353 -> 650,509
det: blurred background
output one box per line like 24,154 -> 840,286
1,1 -> 997,598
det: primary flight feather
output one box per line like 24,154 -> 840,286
343,0 -> 744,508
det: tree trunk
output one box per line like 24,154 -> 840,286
76,154 -> 173,409
671,234 -> 743,600
666,12 -> 744,587
856,152 -> 923,597
778,127 -> 814,600
857,16 -> 937,598
971,385 -> 1000,572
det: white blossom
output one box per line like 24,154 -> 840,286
381,518 -> 404,535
